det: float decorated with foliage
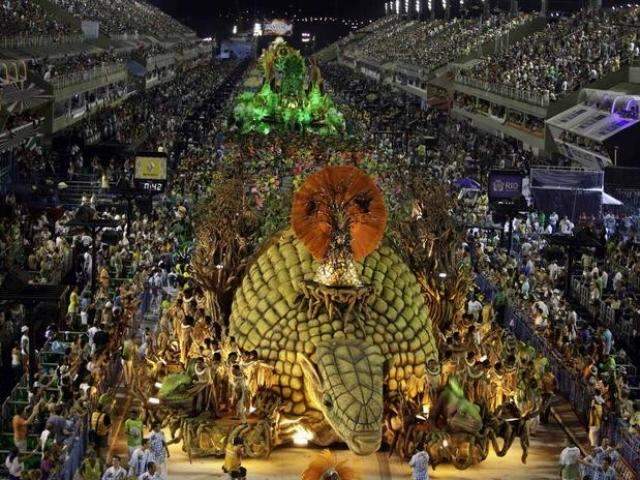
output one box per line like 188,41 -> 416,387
233,38 -> 345,136
134,40 -> 552,472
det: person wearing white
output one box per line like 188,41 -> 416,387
4,448 -> 22,480
139,462 -> 162,480
409,446 -> 430,480
129,441 -> 153,477
559,442 -> 582,480
467,298 -> 482,321
102,456 -> 127,480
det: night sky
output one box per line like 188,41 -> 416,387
149,0 -> 629,41
151,0 -> 380,39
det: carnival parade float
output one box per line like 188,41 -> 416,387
136,40 -> 552,470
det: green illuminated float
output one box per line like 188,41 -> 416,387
234,39 -> 345,136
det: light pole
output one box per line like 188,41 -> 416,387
510,0 -> 519,17
540,0 -> 547,17
443,0 -> 450,20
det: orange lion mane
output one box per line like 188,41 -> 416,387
291,165 -> 387,262
301,450 -> 357,480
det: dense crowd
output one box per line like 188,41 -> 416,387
0,58 -> 241,480
3,7 -> 640,480
459,7 -> 640,100
0,0 -> 76,38
49,0 -> 193,36
345,13 -> 531,74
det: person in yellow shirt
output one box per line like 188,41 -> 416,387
223,436 -> 244,474
67,286 -> 79,325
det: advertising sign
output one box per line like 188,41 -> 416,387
488,170 -> 524,200
134,152 -> 167,194
263,19 -> 293,36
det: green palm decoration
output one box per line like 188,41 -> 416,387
233,40 -> 345,136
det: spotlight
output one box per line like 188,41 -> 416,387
293,427 -> 313,447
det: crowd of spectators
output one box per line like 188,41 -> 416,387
49,0 -> 193,36
35,50 -> 127,81
344,13 -> 531,74
459,7 -> 640,101
325,62 -> 639,477
0,0 -> 76,39
0,57 -> 240,480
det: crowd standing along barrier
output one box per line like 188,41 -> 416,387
475,274 -> 639,476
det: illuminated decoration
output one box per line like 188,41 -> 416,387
416,0 -> 421,12
428,0 -> 433,10
405,0 -> 410,13
263,18 -> 293,36
396,0 -> 401,14
293,427 -> 314,446
253,22 -> 263,36
442,0 -> 448,8
301,450 -> 356,480
232,25 -> 238,35
233,39 -> 345,136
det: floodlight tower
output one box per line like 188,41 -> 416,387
442,0 -> 450,20
510,0 -> 518,17
540,0 -> 547,17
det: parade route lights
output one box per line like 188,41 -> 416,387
293,427 -> 314,446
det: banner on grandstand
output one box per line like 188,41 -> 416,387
263,19 -> 293,36
81,21 -> 100,39
134,152 -> 167,194
488,170 -> 525,200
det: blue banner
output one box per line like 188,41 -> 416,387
488,171 -> 524,200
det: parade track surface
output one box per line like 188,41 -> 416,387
167,420 -> 566,480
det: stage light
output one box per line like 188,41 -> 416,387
154,382 -> 163,389
293,427 -> 313,446
148,397 -> 160,405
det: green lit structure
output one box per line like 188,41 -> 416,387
234,39 -> 345,136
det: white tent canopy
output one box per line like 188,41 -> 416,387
602,192 -> 623,206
